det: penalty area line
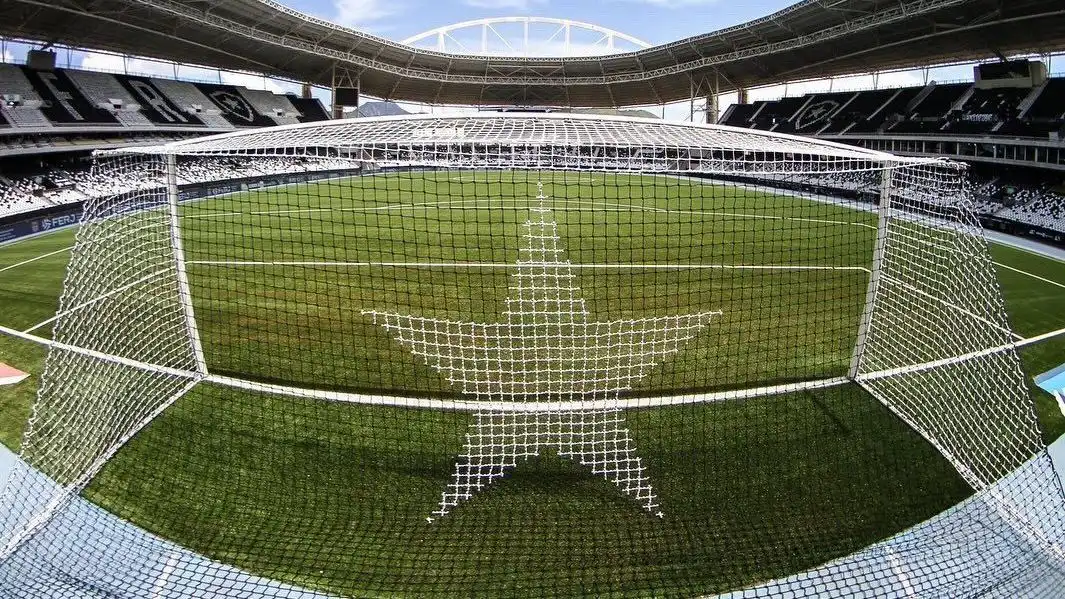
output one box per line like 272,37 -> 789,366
993,262 -> 1065,290
0,246 -> 74,273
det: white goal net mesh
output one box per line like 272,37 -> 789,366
0,114 -> 1062,598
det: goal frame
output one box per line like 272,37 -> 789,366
2,113 -> 1063,599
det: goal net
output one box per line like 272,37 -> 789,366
1,114 -> 1063,598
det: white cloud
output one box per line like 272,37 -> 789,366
78,52 -> 130,73
331,0 -> 399,30
463,0 -> 547,10
219,72 -> 290,94
79,51 -> 299,95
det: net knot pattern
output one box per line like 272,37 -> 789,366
1,115 -> 1064,598
365,184 -> 719,518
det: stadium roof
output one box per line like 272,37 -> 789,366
3,0 -> 1065,106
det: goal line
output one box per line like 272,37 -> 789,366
186,260 -> 871,272
4,320 -> 1064,413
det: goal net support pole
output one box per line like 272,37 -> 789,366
848,162 -> 894,380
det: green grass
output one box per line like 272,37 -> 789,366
0,170 -> 1063,597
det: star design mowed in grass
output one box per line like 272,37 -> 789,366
365,184 -> 720,520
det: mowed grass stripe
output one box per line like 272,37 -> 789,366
0,172 -> 1054,597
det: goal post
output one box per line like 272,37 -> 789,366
1,114 -> 1063,598
166,153 -> 208,377
848,161 -> 894,380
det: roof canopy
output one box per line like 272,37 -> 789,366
3,0 -> 1064,106
112,112 -> 937,167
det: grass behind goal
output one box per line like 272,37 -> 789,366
182,171 -> 872,396
0,170 -> 1063,596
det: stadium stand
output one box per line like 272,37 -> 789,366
944,87 -> 1029,135
288,95 -> 331,122
113,75 -> 207,127
0,63 -> 329,133
784,91 -> 858,134
194,83 -> 283,127
750,97 -> 807,130
827,89 -> 895,134
998,190 -> 1065,232
20,67 -> 120,125
0,155 -> 355,218
846,87 -> 922,134
722,77 -> 1065,140
0,61 -> 332,221
148,78 -> 236,129
63,69 -> 153,127
719,72 -> 1065,239
0,64 -> 52,128
888,82 -> 969,134
239,88 -> 302,126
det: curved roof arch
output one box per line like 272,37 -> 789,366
1,0 -> 1064,106
402,17 -> 651,55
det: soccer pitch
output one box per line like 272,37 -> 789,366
1,170 -> 1064,597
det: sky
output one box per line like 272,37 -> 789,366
2,0 -> 1063,120
290,0 -> 799,46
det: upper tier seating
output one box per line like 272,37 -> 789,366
888,83 -> 969,134
63,69 -> 152,127
720,103 -> 758,128
1027,79 -> 1065,121
848,87 -> 922,134
0,64 -> 51,128
240,88 -> 301,126
148,79 -> 235,129
0,63 -> 331,133
750,97 -> 806,130
943,87 -> 1030,135
287,96 -> 331,122
721,77 -> 1065,140
820,90 -> 894,134
779,92 -> 857,135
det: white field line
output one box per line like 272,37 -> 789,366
203,373 -> 852,412
879,273 -> 1024,342
887,221 -> 1065,291
34,189 -> 1058,294
183,211 -> 245,219
883,546 -> 918,599
150,552 -> 182,599
21,268 -> 172,334
186,260 -> 870,272
187,198 -> 655,218
994,262 -> 1065,290
0,246 -> 74,273
1016,325 -> 1065,348
0,324 -> 194,379
859,327 -> 1065,383
451,176 -> 600,183
3,320 -> 1065,411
